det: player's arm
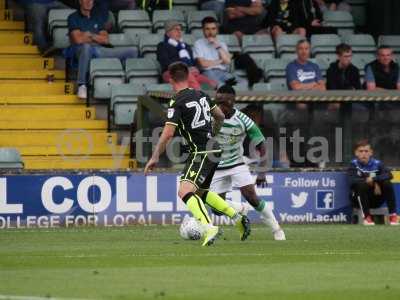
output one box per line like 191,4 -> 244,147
210,105 -> 225,136
255,141 -> 268,185
144,124 -> 176,175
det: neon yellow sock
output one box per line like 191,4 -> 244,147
186,194 -> 212,225
204,191 -> 236,218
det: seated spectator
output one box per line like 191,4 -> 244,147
157,20 -> 217,90
348,139 -> 398,226
314,0 -> 351,12
365,46 -> 400,91
267,0 -> 306,40
19,0 -> 71,55
286,39 -> 325,91
223,0 -> 266,41
68,0 -> 137,99
193,17 -> 241,87
327,43 -> 361,90
296,0 -> 337,36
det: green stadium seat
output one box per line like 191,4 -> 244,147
48,9 -> 75,49
126,58 -> 160,85
139,34 -> 164,59
323,11 -> 355,35
264,58 -> 291,83
118,10 -> 152,34
144,83 -> 173,92
242,35 -> 275,60
253,82 -> 288,91
311,34 -> 341,62
173,0 -> 199,13
111,83 -> 146,126
217,34 -> 241,53
0,148 -> 24,169
378,35 -> 400,54
152,10 -> 186,33
108,33 -> 138,54
276,34 -> 303,59
90,58 -> 125,99
342,34 -> 376,62
187,11 -> 217,35
347,0 -> 367,27
352,54 -> 375,76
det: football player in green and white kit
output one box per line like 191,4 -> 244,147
210,85 -> 286,240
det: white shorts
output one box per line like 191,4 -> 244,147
210,164 -> 255,194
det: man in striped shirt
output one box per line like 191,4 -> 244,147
211,85 -> 286,240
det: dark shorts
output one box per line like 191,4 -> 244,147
180,151 -> 221,190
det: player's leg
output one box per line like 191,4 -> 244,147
232,165 -> 285,240
197,153 -> 251,241
179,154 -> 219,246
376,180 -> 398,225
208,169 -> 233,216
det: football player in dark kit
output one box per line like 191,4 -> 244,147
144,62 -> 251,246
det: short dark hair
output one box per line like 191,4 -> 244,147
336,43 -> 352,55
354,139 -> 371,152
168,62 -> 189,83
201,16 -> 218,27
377,45 -> 392,53
216,84 -> 236,95
296,39 -> 309,48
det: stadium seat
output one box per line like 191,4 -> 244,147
48,9 -> 75,49
0,148 -> 24,169
126,58 -> 160,85
275,34 -> 303,59
253,82 -> 288,91
352,54 -> 375,76
144,83 -> 173,92
378,35 -> 400,54
108,33 -> 138,52
118,10 -> 152,34
90,58 -> 125,99
264,58 -> 291,83
342,34 -> 376,60
173,0 -> 199,14
187,11 -> 217,35
242,35 -> 275,60
217,34 -> 241,53
309,58 -> 329,77
323,11 -> 355,36
152,10 -> 186,33
347,0 -> 367,27
139,34 -> 164,59
111,83 -> 146,127
311,34 -> 341,63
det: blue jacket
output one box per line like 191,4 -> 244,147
348,158 -> 393,187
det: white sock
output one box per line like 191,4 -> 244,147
258,201 -> 280,232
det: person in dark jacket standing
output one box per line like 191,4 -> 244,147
348,139 -> 398,226
327,43 -> 361,90
365,46 -> 400,91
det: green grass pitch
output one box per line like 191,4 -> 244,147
0,225 -> 399,300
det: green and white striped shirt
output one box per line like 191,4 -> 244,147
216,109 -> 265,169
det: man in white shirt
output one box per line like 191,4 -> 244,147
193,17 -> 239,86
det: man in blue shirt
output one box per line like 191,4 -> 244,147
68,0 -> 137,99
19,0 -> 71,55
348,139 -> 398,226
286,39 -> 325,91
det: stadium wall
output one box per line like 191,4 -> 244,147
0,172 -> 399,228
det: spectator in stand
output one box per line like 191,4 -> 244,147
327,43 -> 361,90
286,39 -> 325,91
296,0 -> 337,36
348,139 -> 398,226
18,0 -> 72,56
267,0 -> 306,40
68,0 -> 137,99
193,17 -> 241,87
314,0 -> 351,12
223,0 -> 266,41
157,20 -> 217,90
365,46 -> 400,91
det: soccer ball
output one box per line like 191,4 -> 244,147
179,215 -> 204,240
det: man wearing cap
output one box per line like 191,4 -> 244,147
156,20 -> 217,90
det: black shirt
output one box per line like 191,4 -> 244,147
327,61 -> 361,90
166,88 -> 218,153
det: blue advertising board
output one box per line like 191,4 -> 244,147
0,172 -> 399,228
